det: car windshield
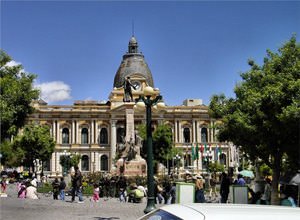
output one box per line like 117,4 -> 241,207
139,209 -> 183,220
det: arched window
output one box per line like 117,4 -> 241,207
62,128 -> 69,144
201,127 -> 208,143
100,128 -> 108,144
81,128 -> 89,144
219,153 -> 226,165
183,127 -> 190,143
100,155 -> 109,171
184,154 -> 191,168
42,159 -> 51,171
81,155 -> 89,171
117,127 -> 125,143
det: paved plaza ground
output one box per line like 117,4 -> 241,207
0,183 -> 220,220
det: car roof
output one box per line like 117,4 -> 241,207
159,204 -> 300,220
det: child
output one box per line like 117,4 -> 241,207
92,183 -> 100,202
18,181 -> 26,199
1,176 -> 7,194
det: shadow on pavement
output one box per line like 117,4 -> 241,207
94,217 -> 120,220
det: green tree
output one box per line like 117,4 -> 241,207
59,153 -> 81,175
209,36 -> 300,204
0,50 -> 39,142
137,123 -> 173,168
208,162 -> 225,174
0,140 -> 25,168
12,124 -> 55,173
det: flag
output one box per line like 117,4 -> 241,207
191,144 -> 195,161
200,144 -> 204,155
215,145 -> 219,161
219,145 -> 222,155
195,143 -> 199,159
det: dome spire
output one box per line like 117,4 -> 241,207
128,21 -> 138,54
128,36 -> 138,54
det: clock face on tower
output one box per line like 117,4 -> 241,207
132,81 -> 141,90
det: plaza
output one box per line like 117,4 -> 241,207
1,183 -> 219,220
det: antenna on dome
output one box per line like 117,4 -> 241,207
132,20 -> 135,37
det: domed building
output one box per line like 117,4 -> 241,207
30,36 -> 238,176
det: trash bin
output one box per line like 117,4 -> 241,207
175,182 -> 195,204
229,185 -> 248,204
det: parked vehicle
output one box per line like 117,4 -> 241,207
138,203 -> 300,220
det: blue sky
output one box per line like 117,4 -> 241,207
2,1 -> 299,106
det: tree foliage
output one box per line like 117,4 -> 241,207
208,162 -> 225,173
136,123 -> 173,163
209,36 -> 300,204
0,50 -> 39,141
59,153 -> 81,172
12,124 -> 55,171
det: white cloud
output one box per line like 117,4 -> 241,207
5,60 -> 22,67
35,81 -> 72,103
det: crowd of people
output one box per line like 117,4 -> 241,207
1,168 -> 298,208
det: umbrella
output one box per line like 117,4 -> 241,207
239,170 -> 254,178
289,173 -> 300,185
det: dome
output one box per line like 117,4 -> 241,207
113,36 -> 154,88
129,36 -> 137,44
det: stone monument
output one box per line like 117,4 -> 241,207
116,109 -> 147,176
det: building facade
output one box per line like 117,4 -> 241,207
29,36 -> 238,176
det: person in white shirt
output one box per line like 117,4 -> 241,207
26,181 -> 39,199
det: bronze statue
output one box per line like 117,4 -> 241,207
123,76 -> 136,102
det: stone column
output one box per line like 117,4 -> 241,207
210,120 -> 214,143
192,119 -> 196,143
178,121 -> 182,143
53,121 -> 56,142
51,152 -> 55,176
76,122 -> 80,144
95,152 -> 99,172
174,120 -> 178,143
90,151 -> 94,172
72,120 -> 75,144
57,122 -> 60,144
55,152 -> 59,175
110,120 -> 117,169
91,120 -> 94,144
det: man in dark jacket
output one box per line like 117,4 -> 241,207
71,166 -> 83,203
59,177 -> 66,201
220,172 -> 230,203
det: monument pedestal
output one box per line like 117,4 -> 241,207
116,158 -> 147,176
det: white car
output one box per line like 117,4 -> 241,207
138,203 -> 300,220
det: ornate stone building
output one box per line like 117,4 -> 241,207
30,36 -> 238,176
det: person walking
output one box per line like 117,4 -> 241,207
209,174 -> 217,199
168,182 -> 176,204
59,177 -> 66,201
117,176 -> 127,202
52,178 -> 60,200
195,175 -> 205,203
154,178 -> 164,204
261,178 -> 271,205
220,172 -> 230,203
71,166 -> 84,203
91,183 -> 100,202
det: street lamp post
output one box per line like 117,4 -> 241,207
63,150 -> 70,177
174,154 -> 181,175
135,86 -> 164,214
203,150 -> 213,174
